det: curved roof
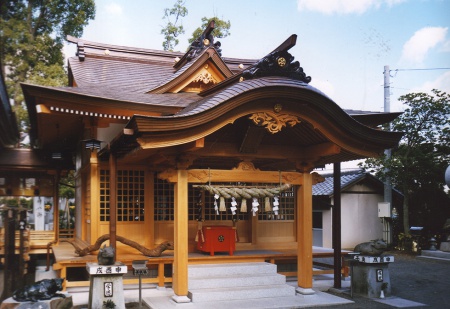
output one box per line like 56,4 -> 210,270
103,77 -> 402,170
22,34 -> 402,172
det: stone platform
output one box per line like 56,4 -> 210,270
0,294 -> 72,309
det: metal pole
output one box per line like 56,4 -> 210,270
383,65 -> 393,244
139,274 -> 142,308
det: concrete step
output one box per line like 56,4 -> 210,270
189,272 -> 287,289
188,284 -> 296,302
187,262 -> 296,303
188,262 -> 276,278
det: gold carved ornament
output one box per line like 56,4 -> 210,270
193,72 -> 217,85
249,112 -> 300,134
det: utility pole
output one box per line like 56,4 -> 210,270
383,65 -> 393,244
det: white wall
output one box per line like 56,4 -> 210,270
321,183 -> 385,250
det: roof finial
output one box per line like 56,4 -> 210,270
187,20 -> 222,59
241,35 -> 311,83
173,20 -> 222,69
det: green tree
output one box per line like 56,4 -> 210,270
361,89 -> 450,235
188,16 -> 231,45
0,0 -> 96,142
161,0 -> 188,51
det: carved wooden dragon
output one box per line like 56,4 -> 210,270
61,235 -> 174,257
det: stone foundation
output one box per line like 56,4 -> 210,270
0,294 -> 72,309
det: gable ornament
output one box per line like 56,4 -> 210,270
249,112 -> 300,134
193,72 -> 217,85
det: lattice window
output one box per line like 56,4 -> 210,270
154,176 -> 174,221
153,180 -> 295,222
99,170 -> 110,221
258,185 -> 296,221
99,169 -> 145,222
117,170 -> 145,222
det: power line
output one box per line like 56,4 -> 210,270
390,67 -> 450,77
393,67 -> 450,72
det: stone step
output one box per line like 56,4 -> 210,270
188,262 -> 276,278
189,272 -> 286,289
188,284 -> 296,302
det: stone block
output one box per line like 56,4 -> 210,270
352,262 -> 391,298
0,294 -> 72,309
439,242 -> 450,252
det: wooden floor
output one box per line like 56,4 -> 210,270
50,242 -> 351,290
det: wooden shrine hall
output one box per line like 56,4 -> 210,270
20,22 -> 402,300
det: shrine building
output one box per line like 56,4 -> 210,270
17,22 -> 402,299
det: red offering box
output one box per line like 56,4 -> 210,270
196,226 -> 236,256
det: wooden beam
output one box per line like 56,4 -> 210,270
178,138 -> 204,152
158,168 -> 304,185
191,142 -> 341,161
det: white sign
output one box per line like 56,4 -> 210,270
353,255 -> 394,263
86,262 -> 128,275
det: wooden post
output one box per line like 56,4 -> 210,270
1,209 -> 18,301
171,169 -> 190,303
333,162 -> 342,288
54,171 -> 60,243
109,152 -> 117,251
296,172 -> 314,294
88,150 -> 99,243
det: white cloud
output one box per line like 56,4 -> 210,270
297,0 -> 406,15
105,3 -> 123,16
410,71 -> 450,94
400,27 -> 448,64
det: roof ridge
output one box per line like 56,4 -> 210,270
67,35 -> 182,59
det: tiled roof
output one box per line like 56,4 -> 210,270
55,85 -> 199,108
175,76 -> 314,116
313,169 -> 366,196
69,57 -> 175,93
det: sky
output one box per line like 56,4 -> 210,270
63,0 -> 450,115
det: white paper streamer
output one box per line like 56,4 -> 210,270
273,196 -> 279,215
252,198 -> 259,216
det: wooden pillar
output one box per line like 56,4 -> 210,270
53,171 -> 60,242
296,172 -> 314,294
88,151 -> 99,243
109,153 -> 117,251
172,169 -> 191,303
333,162 -> 342,288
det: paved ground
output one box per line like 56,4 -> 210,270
1,251 -> 449,308
314,251 -> 450,309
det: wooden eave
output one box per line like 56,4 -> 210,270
0,148 -> 73,171
21,82 -> 198,151
348,111 -> 402,127
107,77 -> 402,169
147,48 -> 234,94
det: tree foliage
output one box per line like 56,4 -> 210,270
0,0 -> 96,139
161,0 -> 187,51
188,16 -> 231,45
361,89 -> 450,235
